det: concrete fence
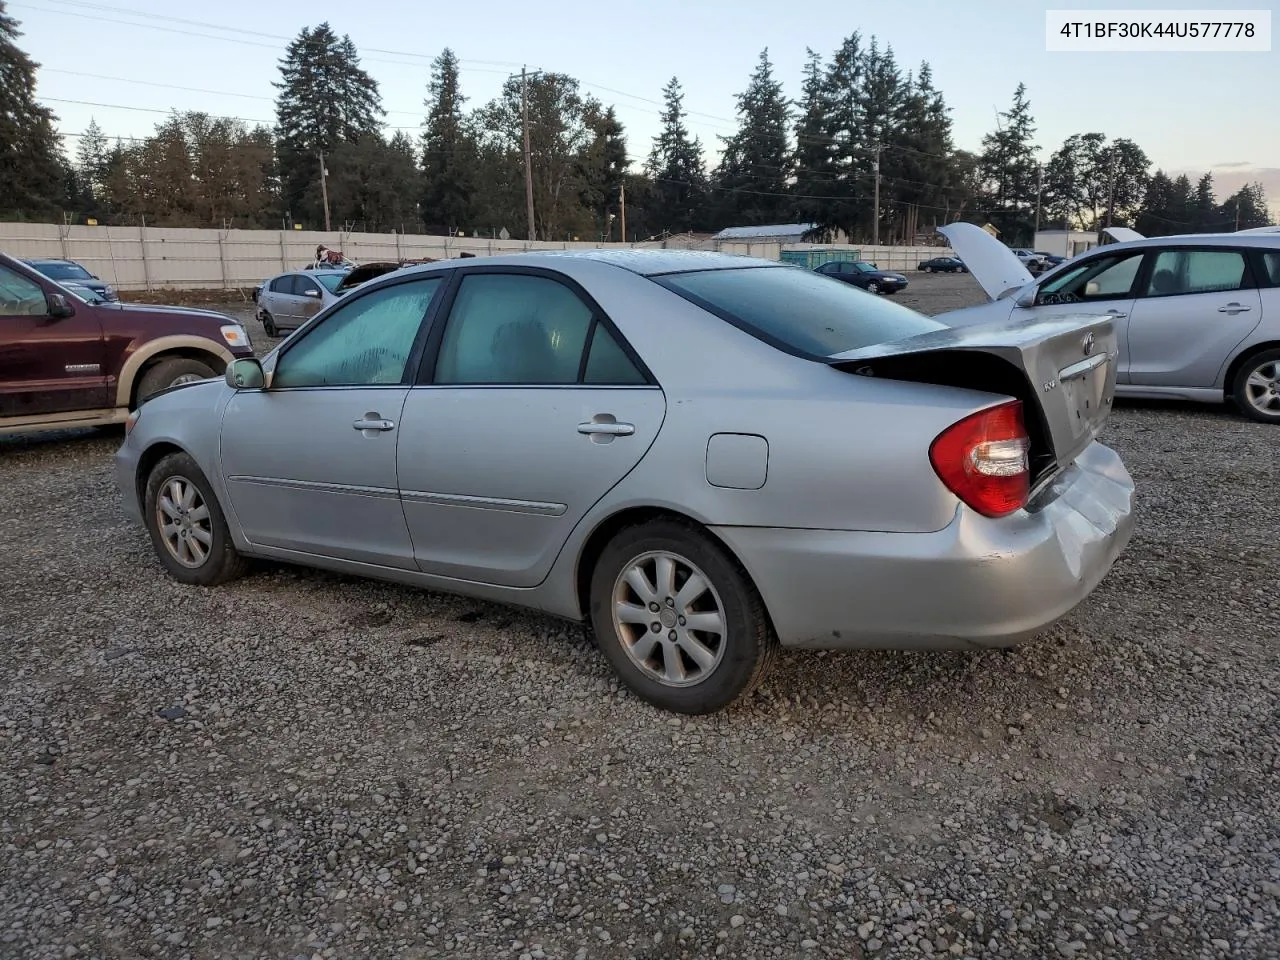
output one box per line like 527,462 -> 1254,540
0,222 -> 954,292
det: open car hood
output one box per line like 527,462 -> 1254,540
1102,227 -> 1144,243
937,223 -> 1034,302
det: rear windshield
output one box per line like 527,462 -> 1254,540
656,265 -> 945,357
315,273 -> 346,293
37,261 -> 93,280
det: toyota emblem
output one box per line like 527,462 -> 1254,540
1082,332 -> 1095,356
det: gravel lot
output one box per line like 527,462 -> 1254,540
2,272 -> 1278,959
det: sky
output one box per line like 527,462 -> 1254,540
13,0 -> 1280,213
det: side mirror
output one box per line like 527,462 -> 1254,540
1014,287 -> 1038,308
47,293 -> 74,319
225,357 -> 266,390
303,288 -> 321,298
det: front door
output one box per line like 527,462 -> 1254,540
397,270 -> 666,587
219,275 -> 444,569
1124,247 -> 1264,388
0,262 -> 107,418
1016,248 -> 1146,382
291,274 -> 327,326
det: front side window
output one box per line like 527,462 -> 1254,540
1144,249 -> 1248,297
273,278 -> 441,388
434,274 -> 595,385
1038,252 -> 1144,304
293,276 -> 322,298
657,265 -> 944,357
0,264 -> 49,317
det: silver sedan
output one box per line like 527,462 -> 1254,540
115,250 -> 1135,714
255,269 -> 348,337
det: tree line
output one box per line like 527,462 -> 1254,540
1,3 -> 1272,245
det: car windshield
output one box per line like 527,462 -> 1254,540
36,261 -> 93,280
315,273 -> 346,293
852,261 -> 876,273
63,284 -> 106,303
656,265 -> 945,357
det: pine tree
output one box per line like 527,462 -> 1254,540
1219,183 -> 1271,231
578,104 -> 628,239
0,0 -> 66,220
1191,173 -> 1218,231
75,117 -> 109,200
978,83 -> 1039,244
1135,169 -> 1174,236
420,48 -> 476,232
791,48 -> 840,234
817,32 -> 870,239
274,22 -> 385,226
711,49 -> 793,227
645,77 -> 707,234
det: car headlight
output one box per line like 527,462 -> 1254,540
221,323 -> 252,349
104,284 -> 118,299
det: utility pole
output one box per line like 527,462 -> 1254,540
1034,163 -> 1043,235
319,151 -> 331,233
619,181 -> 627,244
1105,157 -> 1117,229
872,142 -> 882,247
520,66 -> 537,241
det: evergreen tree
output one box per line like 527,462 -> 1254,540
645,77 -> 707,234
75,117 -> 109,201
1168,174 -> 1194,231
978,83 -> 1039,244
710,49 -> 793,226
1219,183 -> 1272,231
577,104 -> 628,240
791,48 -> 840,234
1134,169 -> 1174,236
1191,173 -> 1218,231
0,0 -> 66,220
816,32 -> 870,239
892,62 -> 956,239
420,48 -> 476,232
274,22 -> 384,226
327,131 -> 421,232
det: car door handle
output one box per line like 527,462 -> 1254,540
353,415 -> 395,432
1104,309 -> 1127,319
1218,303 -> 1251,314
578,421 -> 635,437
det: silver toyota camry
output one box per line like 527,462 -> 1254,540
115,250 -> 1135,714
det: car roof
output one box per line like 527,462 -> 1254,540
25,258 -> 78,265
378,248 -> 786,281
1096,233 -> 1280,253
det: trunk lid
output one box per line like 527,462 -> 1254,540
937,223 -> 1034,301
829,312 -> 1118,478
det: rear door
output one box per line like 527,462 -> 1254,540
1124,246 -> 1264,388
0,261 -> 107,418
397,268 -> 665,587
219,276 -> 444,568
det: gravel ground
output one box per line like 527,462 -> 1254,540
2,272 -> 1278,960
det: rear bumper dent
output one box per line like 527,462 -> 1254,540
710,441 -> 1135,651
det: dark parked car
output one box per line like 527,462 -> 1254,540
24,257 -> 119,302
814,259 -> 909,294
0,253 -> 253,436
918,256 -> 967,273
1034,252 -> 1068,267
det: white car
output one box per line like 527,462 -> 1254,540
937,222 -> 1280,423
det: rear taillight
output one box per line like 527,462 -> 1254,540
929,400 -> 1031,518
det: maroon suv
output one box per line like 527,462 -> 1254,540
0,253 -> 254,436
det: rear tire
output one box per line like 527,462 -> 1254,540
136,358 -> 216,405
143,452 -> 248,586
1231,348 -> 1280,423
588,519 -> 777,714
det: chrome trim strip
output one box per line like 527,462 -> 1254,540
227,476 -> 400,500
1058,353 -> 1109,382
400,489 -> 567,516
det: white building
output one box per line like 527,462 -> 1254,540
711,223 -> 849,244
1033,229 -> 1098,258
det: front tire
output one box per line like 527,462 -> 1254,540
143,452 -> 248,586
1232,349 -> 1280,423
137,358 -> 216,405
866,281 -> 881,294
588,519 -> 777,714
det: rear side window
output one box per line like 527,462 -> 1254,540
269,276 -> 292,293
1145,249 -> 1248,297
1258,251 -> 1280,288
655,266 -> 943,357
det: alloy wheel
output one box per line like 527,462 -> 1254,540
155,476 -> 213,568
1244,359 -> 1280,415
611,550 -> 727,687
